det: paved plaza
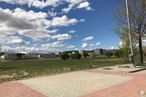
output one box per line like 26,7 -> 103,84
0,66 -> 146,97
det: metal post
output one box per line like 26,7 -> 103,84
125,0 -> 134,66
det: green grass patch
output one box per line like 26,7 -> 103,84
0,59 -> 124,83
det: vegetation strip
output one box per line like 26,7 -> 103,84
0,59 -> 124,83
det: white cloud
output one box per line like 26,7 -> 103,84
51,15 -> 78,27
1,45 -> 60,54
82,42 -> 88,48
69,30 -> 76,34
1,41 -> 63,53
62,0 -> 92,13
0,0 -> 61,8
109,46 -> 115,50
0,0 -> 93,11
48,10 -> 57,17
13,8 -> 48,21
48,29 -> 59,33
66,45 -> 75,49
41,41 -> 63,48
79,19 -> 86,22
65,0 -> 83,5
0,8 -> 48,35
0,34 -> 24,44
0,8 -> 77,41
52,34 -> 72,40
0,8 -> 36,32
89,42 -> 101,47
83,36 -> 94,41
0,0 -> 93,53
95,42 -> 101,46
21,30 -> 51,40
77,1 -> 92,10
62,4 -> 74,13
0,7 -> 76,53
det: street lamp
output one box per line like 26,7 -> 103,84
125,0 -> 134,66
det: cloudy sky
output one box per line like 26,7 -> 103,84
0,0 -> 123,53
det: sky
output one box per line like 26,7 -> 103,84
0,0 -> 124,53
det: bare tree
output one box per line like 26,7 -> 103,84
113,0 -> 146,64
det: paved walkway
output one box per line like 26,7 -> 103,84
82,69 -> 146,97
0,82 -> 47,97
0,68 -> 146,97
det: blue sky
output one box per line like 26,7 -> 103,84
0,0 -> 123,53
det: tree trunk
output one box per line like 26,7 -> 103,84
124,54 -> 129,63
139,35 -> 143,64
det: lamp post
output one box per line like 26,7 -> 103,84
125,0 -> 134,66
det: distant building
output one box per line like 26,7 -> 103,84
4,54 -> 18,60
1,52 -> 58,60
0,54 -> 6,62
95,48 -> 105,55
0,48 -> 5,61
40,53 -> 57,58
79,50 -> 83,54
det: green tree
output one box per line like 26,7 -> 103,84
61,52 -> 70,60
115,29 -> 131,63
113,0 -> 146,64
114,49 -> 123,57
82,51 -> 89,58
0,52 -> 5,56
16,53 -> 23,59
105,51 -> 113,58
71,52 -> 81,60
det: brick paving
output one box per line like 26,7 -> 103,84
20,71 -> 131,97
0,69 -> 146,97
0,81 -> 47,97
81,69 -> 146,97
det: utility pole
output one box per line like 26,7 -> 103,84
125,0 -> 134,67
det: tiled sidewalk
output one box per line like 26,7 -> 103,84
19,71 -> 131,97
82,69 -> 146,97
0,69 -> 146,97
0,81 -> 47,97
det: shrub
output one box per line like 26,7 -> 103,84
82,51 -> 89,58
16,53 -> 23,59
114,50 -> 123,57
0,52 -> 5,56
61,52 -> 70,60
71,53 -> 81,60
105,51 -> 113,58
